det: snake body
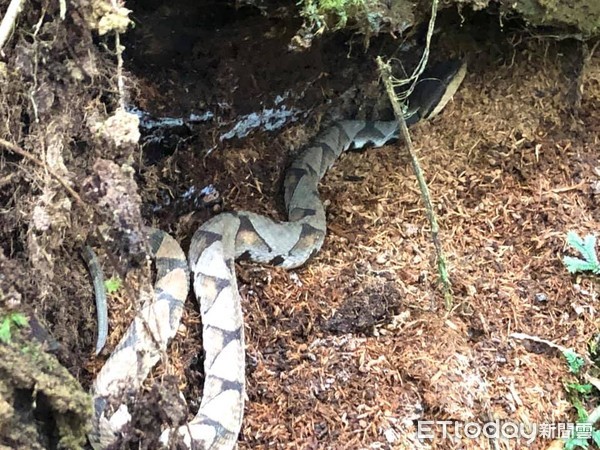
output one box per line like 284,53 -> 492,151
90,229 -> 190,448
83,246 -> 108,355
89,59 -> 466,449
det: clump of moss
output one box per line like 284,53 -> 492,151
295,0 -> 414,48
300,0 -> 373,31
512,0 -> 600,37
0,338 -> 92,449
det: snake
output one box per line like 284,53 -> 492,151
83,246 -> 109,355
88,59 -> 467,449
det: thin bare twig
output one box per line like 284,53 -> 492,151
509,332 -> 594,366
374,0 -> 451,307
376,57 -> 453,308
0,138 -> 85,205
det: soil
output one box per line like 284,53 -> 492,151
1,0 -> 599,449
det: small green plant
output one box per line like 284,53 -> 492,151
567,382 -> 594,395
0,312 -> 29,343
560,231 -> 600,449
563,231 -> 600,275
301,0 -> 355,29
563,417 -> 600,450
563,383 -> 597,449
564,349 -> 586,374
299,0 -> 375,32
593,431 -> 600,447
565,435 -> 592,450
104,277 -> 122,294
567,387 -> 591,421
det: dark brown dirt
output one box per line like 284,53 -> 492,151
1,0 -> 599,449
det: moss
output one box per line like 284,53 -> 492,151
299,0 -> 414,35
509,0 -> 600,36
0,340 -> 92,449
298,0 -> 600,41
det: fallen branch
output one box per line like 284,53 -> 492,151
376,57 -> 453,308
0,138 -> 85,205
509,332 -> 594,366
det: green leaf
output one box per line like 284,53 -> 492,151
567,231 -> 589,255
564,256 -> 598,274
582,234 -> 599,265
567,382 -> 593,394
592,430 -> 600,446
0,318 -> 11,343
570,396 -> 589,422
10,313 -> 28,327
564,232 -> 600,274
564,349 -> 585,374
565,437 -> 589,450
104,277 -> 121,294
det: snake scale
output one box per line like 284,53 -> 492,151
89,59 -> 467,449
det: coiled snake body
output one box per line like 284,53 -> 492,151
89,60 -> 466,449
